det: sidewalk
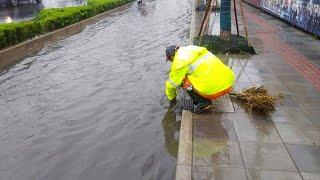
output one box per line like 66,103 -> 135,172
176,0 -> 320,179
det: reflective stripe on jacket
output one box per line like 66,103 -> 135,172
165,45 -> 234,100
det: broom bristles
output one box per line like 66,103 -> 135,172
229,86 -> 283,114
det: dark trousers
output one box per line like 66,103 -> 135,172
186,89 -> 211,105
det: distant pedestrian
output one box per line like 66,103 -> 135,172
137,0 -> 142,5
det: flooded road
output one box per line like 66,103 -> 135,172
0,0 -> 87,23
0,0 -> 192,179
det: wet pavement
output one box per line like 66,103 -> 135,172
0,0 -> 86,23
0,0 -> 319,179
177,0 -> 320,179
0,0 -> 192,179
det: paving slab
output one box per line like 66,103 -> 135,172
249,82 -> 288,94
193,113 -> 237,141
226,111 -> 251,122
215,55 -> 242,67
230,66 -> 247,77
192,167 -> 247,180
232,82 -> 253,93
265,64 -> 300,75
246,170 -> 302,180
233,73 -> 251,83
274,94 -> 299,108
286,144 -> 320,173
231,100 -> 249,113
274,123 -> 320,145
282,83 -> 320,96
233,120 -> 281,143
238,59 -> 266,67
310,60 -> 320,67
239,142 -> 297,171
247,111 -> 272,122
276,74 -> 311,85
246,73 -> 280,83
193,140 -> 244,168
270,107 -> 313,124
301,107 -> 320,130
291,94 -> 320,108
291,48 -> 320,56
256,57 -> 289,66
301,172 -> 320,180
230,68 -> 251,83
244,66 -> 272,75
304,55 -> 320,62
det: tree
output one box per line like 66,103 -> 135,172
198,0 -> 233,43
220,0 -> 232,40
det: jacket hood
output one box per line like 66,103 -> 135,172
172,45 -> 208,70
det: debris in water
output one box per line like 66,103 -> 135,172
229,86 -> 283,114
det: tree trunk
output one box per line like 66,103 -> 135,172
220,0 -> 232,40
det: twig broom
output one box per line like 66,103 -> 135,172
229,86 -> 283,114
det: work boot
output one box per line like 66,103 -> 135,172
192,101 -> 212,114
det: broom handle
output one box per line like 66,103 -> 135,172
198,0 -> 213,37
198,0 -> 215,45
233,0 -> 239,36
228,91 -> 238,96
239,0 -> 250,46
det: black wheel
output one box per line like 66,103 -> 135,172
35,0 -> 42,3
10,0 -> 18,7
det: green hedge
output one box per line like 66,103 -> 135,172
0,0 -> 134,49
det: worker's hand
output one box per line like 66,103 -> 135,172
169,98 -> 177,106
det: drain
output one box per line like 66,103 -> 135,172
182,94 -> 235,112
183,99 -> 194,110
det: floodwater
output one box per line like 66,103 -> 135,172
0,0 -> 192,179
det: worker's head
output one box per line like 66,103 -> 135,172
165,45 -> 179,62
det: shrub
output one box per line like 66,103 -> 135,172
194,35 -> 256,55
0,0 -> 134,49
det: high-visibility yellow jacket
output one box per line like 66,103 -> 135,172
166,45 -> 234,100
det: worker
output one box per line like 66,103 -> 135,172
165,45 -> 235,113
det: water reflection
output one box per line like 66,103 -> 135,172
0,4 -> 44,23
0,0 -> 86,23
5,16 -> 12,23
0,0 -> 192,178
192,113 -> 243,179
193,113 -> 229,161
137,0 -> 156,17
137,4 -> 148,16
162,104 -> 180,158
